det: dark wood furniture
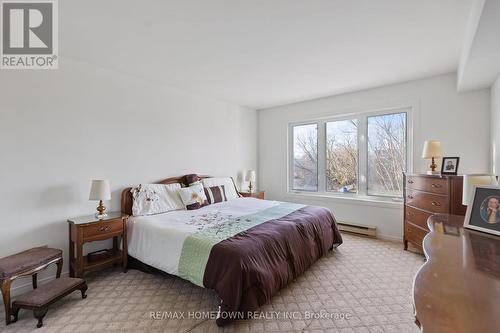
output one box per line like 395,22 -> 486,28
413,214 -> 500,332
67,212 -> 128,278
12,277 -> 87,328
239,191 -> 265,199
403,174 -> 466,252
0,247 -> 62,326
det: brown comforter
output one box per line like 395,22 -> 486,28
203,205 -> 342,326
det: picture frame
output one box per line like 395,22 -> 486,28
441,156 -> 460,175
464,185 -> 500,236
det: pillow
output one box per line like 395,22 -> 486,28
201,177 -> 239,200
178,183 -> 208,210
131,183 -> 184,216
204,185 -> 228,204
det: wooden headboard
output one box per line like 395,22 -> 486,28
120,175 -> 212,215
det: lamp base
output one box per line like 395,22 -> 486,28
426,170 -> 440,175
95,200 -> 107,219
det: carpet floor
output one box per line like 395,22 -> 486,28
0,234 -> 423,333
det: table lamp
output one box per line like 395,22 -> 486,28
462,174 -> 498,206
246,170 -> 256,193
89,180 -> 111,218
422,140 -> 443,174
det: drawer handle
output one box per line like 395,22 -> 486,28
97,226 -> 111,232
408,180 -> 414,184
431,184 -> 442,188
407,212 -> 413,216
407,195 -> 414,199
431,201 -> 441,207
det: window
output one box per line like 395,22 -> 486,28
292,123 -> 318,191
326,120 -> 358,193
367,113 -> 407,197
290,108 -> 410,199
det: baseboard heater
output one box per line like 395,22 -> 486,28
337,222 -> 377,238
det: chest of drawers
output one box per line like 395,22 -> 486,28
403,174 -> 466,252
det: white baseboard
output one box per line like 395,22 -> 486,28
341,229 -> 403,242
377,233 -> 403,242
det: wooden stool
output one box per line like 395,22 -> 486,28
12,277 -> 87,328
0,247 -> 63,325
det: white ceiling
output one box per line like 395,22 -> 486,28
61,1 -> 474,109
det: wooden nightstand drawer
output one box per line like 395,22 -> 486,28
405,206 -> 432,230
82,219 -> 123,240
406,176 -> 449,195
406,189 -> 449,214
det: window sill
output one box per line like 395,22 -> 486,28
285,191 -> 404,209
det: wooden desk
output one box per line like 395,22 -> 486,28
413,214 -> 500,332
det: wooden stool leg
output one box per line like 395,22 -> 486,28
56,258 -> 63,278
33,307 -> 48,328
32,273 -> 38,289
80,283 -> 88,299
11,305 -> 20,323
1,279 -> 12,325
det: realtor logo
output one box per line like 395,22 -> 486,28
1,0 -> 58,69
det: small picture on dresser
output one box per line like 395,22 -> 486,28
441,157 -> 460,175
465,185 -> 500,236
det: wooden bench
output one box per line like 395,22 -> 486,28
0,247 -> 63,325
12,277 -> 87,328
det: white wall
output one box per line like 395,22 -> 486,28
258,73 -> 490,240
0,58 -> 257,293
492,76 -> 500,175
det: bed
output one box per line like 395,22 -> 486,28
121,175 -> 343,326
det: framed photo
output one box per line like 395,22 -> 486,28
464,185 -> 500,236
441,156 -> 460,175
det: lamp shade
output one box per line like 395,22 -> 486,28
245,170 -> 256,182
89,180 -> 111,201
462,174 -> 498,205
422,140 -> 443,159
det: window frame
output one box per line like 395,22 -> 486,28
288,106 -> 413,201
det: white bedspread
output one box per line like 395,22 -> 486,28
127,198 -> 280,275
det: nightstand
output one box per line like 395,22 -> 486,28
239,191 -> 265,199
67,212 -> 128,278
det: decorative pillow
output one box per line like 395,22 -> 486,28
178,183 -> 208,210
201,177 -> 239,200
204,185 -> 228,204
131,183 -> 184,216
